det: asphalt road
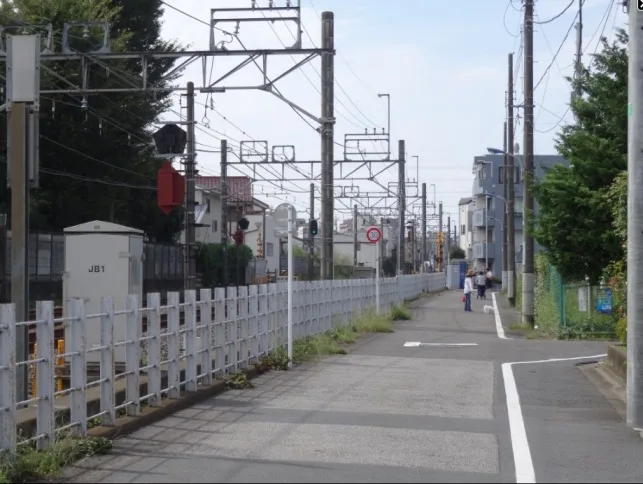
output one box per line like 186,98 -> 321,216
68,291 -> 643,483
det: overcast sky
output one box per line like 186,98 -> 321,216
159,0 -> 625,226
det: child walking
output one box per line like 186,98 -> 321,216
477,271 -> 486,299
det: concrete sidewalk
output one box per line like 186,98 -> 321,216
67,291 -> 643,483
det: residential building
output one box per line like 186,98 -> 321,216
458,197 -> 473,260
469,153 -> 568,278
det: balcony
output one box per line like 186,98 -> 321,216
473,209 -> 495,228
473,243 -> 495,259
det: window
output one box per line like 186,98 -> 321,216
499,167 -> 504,184
211,220 -> 218,232
460,224 -> 466,235
206,198 -> 211,213
266,243 -> 274,257
516,167 -> 522,182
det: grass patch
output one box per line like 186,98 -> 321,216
225,372 -> 255,389
255,310 -> 396,372
0,436 -> 112,483
390,305 -> 411,321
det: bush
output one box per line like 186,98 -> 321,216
390,305 -> 411,321
616,317 -> 627,344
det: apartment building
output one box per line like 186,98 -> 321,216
468,153 -> 568,278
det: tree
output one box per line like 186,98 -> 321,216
533,29 -> 627,283
449,245 -> 465,259
0,0 -> 184,241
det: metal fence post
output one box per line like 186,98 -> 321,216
213,287 -> 225,378
69,298 -> 87,436
147,293 -> 162,406
166,292 -> 180,399
99,296 -> 115,426
0,303 -> 16,451
184,289 -> 198,392
125,294 -> 141,416
200,288 -> 213,386
35,300 -> 55,449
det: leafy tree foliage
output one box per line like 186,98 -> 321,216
449,245 -> 465,259
533,29 -> 627,283
0,0 -> 184,241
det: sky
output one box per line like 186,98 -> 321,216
159,0 -> 626,227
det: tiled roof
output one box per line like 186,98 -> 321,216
196,176 -> 253,203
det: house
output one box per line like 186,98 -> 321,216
179,176 -> 269,254
469,153 -> 568,278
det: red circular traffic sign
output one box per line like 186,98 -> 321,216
366,226 -> 382,243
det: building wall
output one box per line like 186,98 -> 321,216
244,213 -> 280,273
179,188 -> 222,245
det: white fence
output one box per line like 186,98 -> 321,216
0,273 -> 445,452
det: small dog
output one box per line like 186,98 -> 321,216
483,305 -> 494,314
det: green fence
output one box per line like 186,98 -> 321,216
533,255 -> 617,339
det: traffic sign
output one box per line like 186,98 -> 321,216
274,203 -> 294,237
366,226 -> 382,243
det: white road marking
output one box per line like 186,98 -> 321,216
403,342 -> 478,347
491,292 -> 508,340
503,353 -> 607,483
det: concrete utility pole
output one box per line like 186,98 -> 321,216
446,215 -> 451,269
421,182 -> 427,265
502,120 -> 508,292
522,0 -> 535,326
220,139 -> 229,287
626,0 -> 643,430
6,35 -> 40,401
397,140 -> 406,274
438,202 -> 443,272
309,183 -> 315,280
507,52 -> 517,307
353,204 -> 358,266
320,11 -> 335,280
184,82 -> 196,290
573,0 -> 583,107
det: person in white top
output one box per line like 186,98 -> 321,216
476,271 -> 487,299
463,271 -> 473,312
486,269 -> 493,290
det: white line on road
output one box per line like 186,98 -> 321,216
403,342 -> 479,347
491,292 -> 508,340
503,353 -> 607,483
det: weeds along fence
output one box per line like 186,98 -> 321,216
534,255 -> 616,338
0,273 -> 445,452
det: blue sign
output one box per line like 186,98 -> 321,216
595,288 -> 613,315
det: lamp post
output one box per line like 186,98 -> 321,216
378,93 -> 391,159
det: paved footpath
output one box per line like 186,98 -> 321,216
68,291 -> 643,483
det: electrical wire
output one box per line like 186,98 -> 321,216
534,0 -> 575,24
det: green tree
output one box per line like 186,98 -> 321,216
449,245 -> 465,259
0,0 -> 184,241
533,29 -> 627,283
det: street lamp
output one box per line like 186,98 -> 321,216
378,93 -> 391,159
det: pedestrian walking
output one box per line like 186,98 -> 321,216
477,271 -> 486,299
463,270 -> 473,312
486,268 -> 493,291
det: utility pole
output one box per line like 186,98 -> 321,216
446,215 -> 451,269
7,35 -> 40,401
507,52 -> 517,307
626,0 -> 643,430
421,182 -> 427,265
184,82 -> 196,290
320,11 -> 335,280
438,202 -> 443,272
573,0 -> 583,107
502,120 -> 508,293
410,219 -> 416,272
522,0 -> 535,326
220,139 -> 229,287
309,183 -> 315,280
398,140 -> 406,274
353,204 -> 358,266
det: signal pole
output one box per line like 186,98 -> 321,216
309,183 -> 315,280
353,204 -> 358,266
502,120 -> 508,293
626,0 -> 643,430
522,0 -> 535,326
220,139 -> 229,287
438,202 -> 443,272
184,82 -> 196,290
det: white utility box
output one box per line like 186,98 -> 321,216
63,220 -> 144,364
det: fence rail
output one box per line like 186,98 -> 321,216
0,273 -> 445,452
